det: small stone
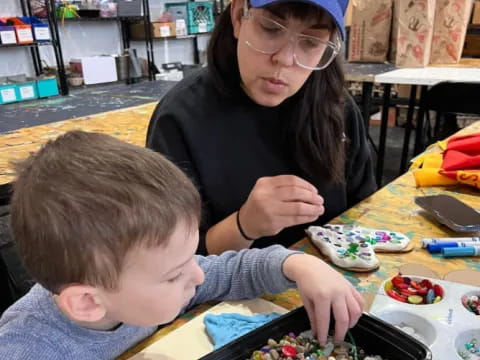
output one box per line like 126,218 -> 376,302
269,349 -> 279,359
267,339 -> 277,346
401,326 -> 415,335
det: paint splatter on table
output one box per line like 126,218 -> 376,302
0,102 -> 157,184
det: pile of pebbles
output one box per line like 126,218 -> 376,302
248,331 -> 385,360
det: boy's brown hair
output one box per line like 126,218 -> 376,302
11,131 -> 201,293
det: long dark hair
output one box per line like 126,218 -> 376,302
207,2 -> 346,184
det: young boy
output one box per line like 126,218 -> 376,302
0,131 -> 363,359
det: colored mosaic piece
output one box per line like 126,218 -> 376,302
324,224 -> 411,252
459,338 -> 480,360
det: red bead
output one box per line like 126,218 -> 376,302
401,287 -> 418,296
410,281 -> 422,290
282,345 -> 297,357
392,276 -> 404,288
417,287 -> 428,296
433,284 -> 444,297
420,279 -> 433,289
387,289 -> 407,302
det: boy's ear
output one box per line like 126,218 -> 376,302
231,0 -> 244,39
56,285 -> 107,323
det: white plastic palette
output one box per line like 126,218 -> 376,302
370,275 -> 480,360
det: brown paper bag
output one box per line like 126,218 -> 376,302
390,0 -> 436,67
429,0 -> 474,64
348,0 -> 393,62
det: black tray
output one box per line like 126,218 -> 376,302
200,307 -> 432,360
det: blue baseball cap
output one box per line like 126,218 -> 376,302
249,0 -> 348,40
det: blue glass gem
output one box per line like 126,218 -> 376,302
426,289 -> 435,304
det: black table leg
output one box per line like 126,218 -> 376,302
376,83 -> 392,186
399,85 -> 418,174
361,82 -> 378,153
413,86 -> 429,156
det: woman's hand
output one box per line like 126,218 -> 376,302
238,175 -> 324,239
283,253 -> 364,346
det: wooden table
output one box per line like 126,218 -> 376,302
119,122 -> 480,359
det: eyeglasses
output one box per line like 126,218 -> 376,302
242,6 -> 341,70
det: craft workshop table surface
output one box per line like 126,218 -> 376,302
119,122 -> 480,360
0,102 -> 158,185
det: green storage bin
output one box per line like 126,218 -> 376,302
36,78 -> 59,98
0,84 -> 18,105
187,1 -> 214,34
16,81 -> 38,101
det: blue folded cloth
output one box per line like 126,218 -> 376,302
204,312 -> 281,349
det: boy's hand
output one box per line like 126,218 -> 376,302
239,175 -> 324,239
282,253 -> 364,346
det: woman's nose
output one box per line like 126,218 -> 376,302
270,38 -> 296,67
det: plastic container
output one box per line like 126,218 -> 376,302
15,81 -> 38,101
0,84 -> 18,105
371,275 -> 480,360
187,1 -> 214,34
20,17 -> 50,42
0,19 -> 17,45
165,2 -> 188,22
36,78 -> 59,98
5,17 -> 34,44
117,0 -> 142,17
200,307 -> 432,360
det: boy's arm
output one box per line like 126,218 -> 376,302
186,245 -> 299,308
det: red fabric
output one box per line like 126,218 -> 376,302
447,133 -> 480,155
443,150 -> 480,171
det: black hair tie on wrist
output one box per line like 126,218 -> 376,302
236,208 -> 255,241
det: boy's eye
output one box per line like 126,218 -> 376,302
167,272 -> 183,283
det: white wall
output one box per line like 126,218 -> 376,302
0,0 -> 206,78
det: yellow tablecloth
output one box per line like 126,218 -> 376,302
0,103 -> 157,185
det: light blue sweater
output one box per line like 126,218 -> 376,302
0,246 -> 298,359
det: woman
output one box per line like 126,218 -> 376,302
146,0 -> 376,256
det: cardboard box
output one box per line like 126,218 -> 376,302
473,1 -> 480,24
348,0 -> 393,62
463,32 -> 480,56
390,0 -> 436,67
129,21 -> 176,39
156,22 -> 176,37
429,0 -> 473,64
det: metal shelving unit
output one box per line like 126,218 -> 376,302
1,0 -> 70,95
0,41 -> 52,49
